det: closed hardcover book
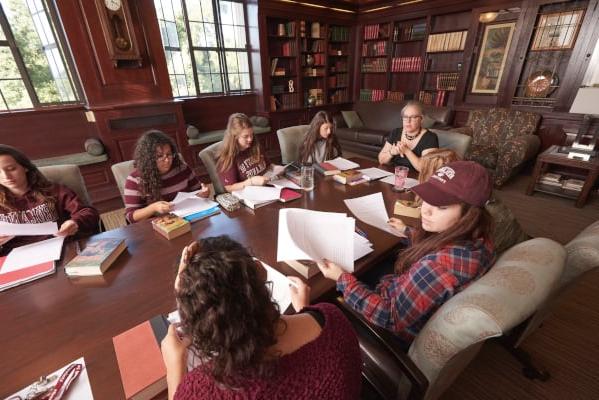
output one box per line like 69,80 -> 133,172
333,170 -> 364,184
113,315 -> 169,400
183,206 -> 221,223
394,200 -> 421,218
314,162 -> 340,176
64,238 -> 127,276
283,259 -> 320,279
0,257 -> 55,292
151,213 -> 191,240
279,188 -> 302,203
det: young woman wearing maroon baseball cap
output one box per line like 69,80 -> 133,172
315,160 -> 496,346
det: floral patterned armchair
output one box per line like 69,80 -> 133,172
454,108 -> 541,187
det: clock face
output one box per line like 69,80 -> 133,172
104,0 -> 122,11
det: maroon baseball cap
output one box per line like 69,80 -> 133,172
412,161 -> 492,207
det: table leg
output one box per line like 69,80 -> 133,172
576,170 -> 599,208
527,160 -> 544,195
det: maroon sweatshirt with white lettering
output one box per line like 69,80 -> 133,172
0,184 -> 100,256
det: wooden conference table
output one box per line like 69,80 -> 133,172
0,158 -> 415,399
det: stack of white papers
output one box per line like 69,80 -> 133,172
269,177 -> 301,190
260,260 -> 295,313
171,192 -> 219,218
0,221 -> 58,236
344,192 -> 406,237
277,208 -> 356,272
359,167 -> 393,181
327,157 -> 360,171
353,232 -> 373,261
380,175 -> 419,189
233,186 -> 282,203
0,236 -> 65,274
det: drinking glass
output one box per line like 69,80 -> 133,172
301,164 -> 314,191
393,166 -> 409,192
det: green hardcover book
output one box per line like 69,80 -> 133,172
65,238 -> 127,276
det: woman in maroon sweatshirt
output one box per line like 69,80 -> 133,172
0,145 -> 99,256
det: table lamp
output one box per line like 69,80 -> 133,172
568,87 -> 599,161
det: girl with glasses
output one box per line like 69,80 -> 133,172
124,130 -> 209,223
377,101 -> 439,171
0,145 -> 99,255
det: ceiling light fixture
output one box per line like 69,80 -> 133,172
479,11 -> 499,23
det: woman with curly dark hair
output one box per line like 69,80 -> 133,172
298,111 -> 342,164
161,236 -> 361,400
124,130 -> 209,223
0,145 -> 99,255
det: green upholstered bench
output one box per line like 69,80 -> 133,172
33,152 -> 108,168
187,126 -> 271,146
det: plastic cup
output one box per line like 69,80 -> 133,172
301,165 -> 314,191
393,166 -> 409,192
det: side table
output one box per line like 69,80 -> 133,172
526,145 -> 599,207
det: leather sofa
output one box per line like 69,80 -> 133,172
334,101 -> 454,159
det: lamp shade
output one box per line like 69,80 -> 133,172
570,87 -> 599,116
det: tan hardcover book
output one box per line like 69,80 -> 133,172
151,213 -> 191,240
333,170 -> 364,185
394,199 -> 421,219
65,238 -> 127,276
283,260 -> 320,279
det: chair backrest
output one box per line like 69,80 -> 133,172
199,141 -> 225,195
408,237 -> 565,400
276,125 -> 310,164
513,220 -> 599,347
429,129 -> 472,159
39,164 -> 92,206
110,160 -> 135,203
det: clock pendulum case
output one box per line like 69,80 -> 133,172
95,0 -> 142,67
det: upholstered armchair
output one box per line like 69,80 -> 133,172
454,108 -> 541,187
276,125 -> 309,164
336,237 -> 565,400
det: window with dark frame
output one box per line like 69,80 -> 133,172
154,0 -> 252,98
0,0 -> 81,112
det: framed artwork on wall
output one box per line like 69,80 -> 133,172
471,22 -> 515,94
530,10 -> 584,51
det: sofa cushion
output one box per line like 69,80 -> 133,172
341,110 -> 364,129
421,115 -> 436,129
485,197 -> 530,254
336,127 -> 388,146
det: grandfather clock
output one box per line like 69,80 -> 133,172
94,0 -> 142,67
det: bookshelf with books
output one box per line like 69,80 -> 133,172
389,19 -> 428,103
328,25 -> 351,104
360,23 -> 391,102
301,20 -> 326,107
268,17 -> 300,111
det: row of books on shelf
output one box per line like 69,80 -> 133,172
302,39 -> 324,52
328,73 -> 348,87
299,20 -> 323,38
303,53 -> 325,66
539,173 -> 584,192
362,58 -> 386,72
330,88 -> 349,103
393,22 -> 427,41
364,23 -> 390,40
275,21 -> 296,37
387,91 -> 408,103
426,31 -> 467,52
362,41 -> 388,56
330,26 -> 350,42
391,56 -> 422,72
303,67 -> 325,77
359,88 -> 386,102
270,93 -> 301,111
330,60 -> 347,72
433,72 -> 459,90
419,90 -> 448,106
271,84 -> 289,94
306,88 -> 324,106
273,41 -> 297,56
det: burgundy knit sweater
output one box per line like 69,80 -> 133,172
174,302 -> 362,400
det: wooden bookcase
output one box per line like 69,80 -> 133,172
359,22 -> 390,102
263,16 -> 353,113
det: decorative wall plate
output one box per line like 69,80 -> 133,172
524,70 -> 558,97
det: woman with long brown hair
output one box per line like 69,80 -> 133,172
217,113 -> 271,192
124,130 -> 209,223
160,235 -> 361,400
0,145 -> 99,255
316,161 -> 495,346
298,111 -> 343,164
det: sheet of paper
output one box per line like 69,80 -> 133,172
353,232 -> 373,261
359,167 -> 393,181
2,236 -> 65,273
260,260 -> 293,313
380,175 -> 419,189
236,186 -> 282,202
7,357 -> 94,400
327,157 -> 360,171
171,190 -> 204,204
344,193 -> 405,237
269,177 -> 301,190
171,197 -> 219,218
277,208 -> 355,272
0,221 -> 58,236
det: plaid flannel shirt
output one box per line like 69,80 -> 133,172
337,234 -> 495,343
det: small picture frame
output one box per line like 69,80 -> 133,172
471,22 -> 515,94
531,10 -> 584,51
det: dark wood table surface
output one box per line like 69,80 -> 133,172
0,158 -> 415,399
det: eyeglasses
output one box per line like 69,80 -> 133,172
402,115 -> 422,121
156,153 -> 174,161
